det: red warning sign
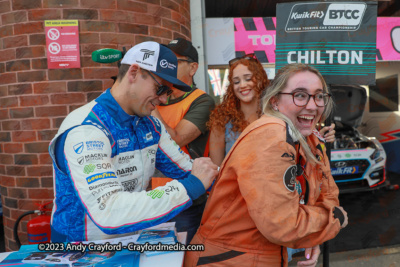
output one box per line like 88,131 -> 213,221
45,20 -> 80,69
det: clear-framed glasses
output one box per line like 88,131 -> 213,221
146,71 -> 173,96
278,91 -> 331,107
228,53 -> 257,66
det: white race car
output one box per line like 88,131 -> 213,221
330,85 -> 388,193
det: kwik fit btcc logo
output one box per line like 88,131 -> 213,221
285,3 -> 366,32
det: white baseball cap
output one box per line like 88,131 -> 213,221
121,41 -> 191,92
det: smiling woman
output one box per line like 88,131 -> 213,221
184,64 -> 348,267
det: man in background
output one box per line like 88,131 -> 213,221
151,38 -> 215,243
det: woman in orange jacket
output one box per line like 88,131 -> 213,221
185,63 -> 348,267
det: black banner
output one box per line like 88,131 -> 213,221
276,1 -> 377,85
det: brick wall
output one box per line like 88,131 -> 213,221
0,0 -> 191,251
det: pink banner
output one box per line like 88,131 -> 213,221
234,17 -> 400,62
377,17 -> 400,61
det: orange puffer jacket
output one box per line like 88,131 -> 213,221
185,116 -> 342,267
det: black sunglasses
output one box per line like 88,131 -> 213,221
146,71 -> 173,96
228,53 -> 257,66
178,58 -> 194,63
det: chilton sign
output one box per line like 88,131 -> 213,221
275,1 -> 377,85
45,20 -> 80,69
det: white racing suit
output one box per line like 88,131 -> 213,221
49,89 -> 205,242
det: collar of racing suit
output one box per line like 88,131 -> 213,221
96,88 -> 141,130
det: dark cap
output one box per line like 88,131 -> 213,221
167,38 -> 198,63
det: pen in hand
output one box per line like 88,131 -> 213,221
189,148 -> 220,171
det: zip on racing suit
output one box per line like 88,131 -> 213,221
49,89 -> 206,242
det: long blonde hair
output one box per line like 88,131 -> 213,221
262,63 -> 333,165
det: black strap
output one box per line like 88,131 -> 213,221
197,250 -> 246,265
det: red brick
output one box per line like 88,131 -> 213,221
21,118 -> 51,130
0,110 -> 10,120
119,23 -> 148,34
117,0 -> 147,13
0,165 -> 6,175
137,0 -> 160,4
2,121 -> 21,131
6,166 -> 26,176
14,154 -> 38,165
17,71 -> 46,83
173,31 -> 187,40
10,107 -> 34,119
0,176 -> 16,187
83,68 -> 118,80
80,21 -> 116,32
25,142 -> 50,153
20,95 -> 49,107
0,154 -> 13,164
14,21 -> 44,35
0,132 -> 11,142
0,86 -> 6,97
148,5 -> 171,19
12,131 -> 36,142
41,177 -> 53,188
162,18 -> 180,32
4,143 -> 23,154
28,9 -> 61,21
0,73 -> 17,84
2,207 -> 10,218
68,80 -> 102,92
87,91 -> 103,101
79,32 -> 100,44
6,60 -> 30,72
43,0 -> 78,8
161,0 -> 180,12
33,82 -> 66,94
38,130 -> 57,141
28,188 -> 54,199
181,25 -> 190,37
16,177 -> 40,188
0,1 -> 11,12
171,10 -> 186,25
63,8 -> 98,20
100,32 -> 136,44
32,58 -> 47,69
0,25 -> 13,38
27,166 -> 52,177
0,48 -> 16,62
2,35 -> 28,49
150,26 -> 172,39
16,46 -> 45,59
36,106 -> 68,117
69,104 -> 84,112
0,63 -> 4,74
133,13 -> 160,25
12,0 -> 42,10
52,117 -> 65,128
80,56 -> 99,67
103,79 -> 114,90
39,154 -> 52,165
135,35 -> 161,44
29,34 -> 45,45
99,10 -> 134,23
1,11 -> 27,25
9,188 -> 27,199
9,83 -> 32,95
50,93 -> 85,105
48,69 -> 82,80
81,0 -> 116,8
0,97 -> 18,108
18,199 -> 39,210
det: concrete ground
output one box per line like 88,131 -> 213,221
290,244 -> 400,267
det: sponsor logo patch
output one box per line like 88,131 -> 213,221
117,166 -> 137,177
118,138 -> 130,149
118,155 -> 135,164
73,142 -> 84,154
86,141 -> 104,151
283,165 -> 297,192
86,172 -> 116,184
331,166 -> 358,175
83,164 -> 96,174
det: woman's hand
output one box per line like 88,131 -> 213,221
319,123 -> 335,143
297,245 -> 320,266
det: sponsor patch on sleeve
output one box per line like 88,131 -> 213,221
283,165 -> 297,192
